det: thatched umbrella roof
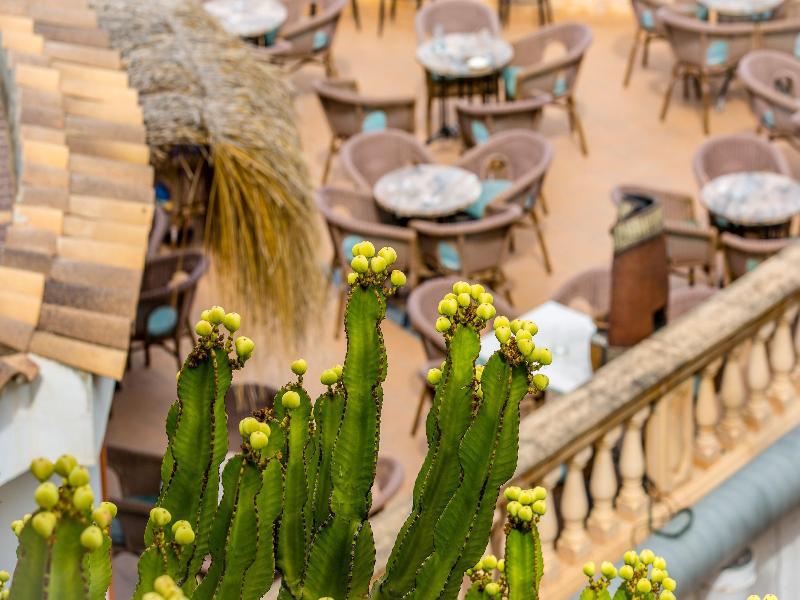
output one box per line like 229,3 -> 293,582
90,0 -> 321,337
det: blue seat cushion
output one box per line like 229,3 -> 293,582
553,74 -> 568,97
471,120 -> 491,145
313,30 -> 328,51
437,241 -> 461,271
706,40 -> 728,66
640,8 -> 655,30
362,110 -> 388,132
155,181 -> 170,203
762,109 -> 775,129
465,179 -> 513,219
503,66 -> 520,100
264,28 -> 279,45
794,33 -> 800,58
147,305 -> 178,338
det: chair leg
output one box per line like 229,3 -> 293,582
390,0 -> 397,19
660,67 -> 679,122
623,29 -> 642,87
700,73 -> 711,135
539,189 -> 549,215
642,34 -> 651,67
144,341 -> 151,368
324,52 -> 337,77
351,0 -> 361,28
411,385 -> 430,436
566,96 -> 588,156
530,211 -> 553,274
322,137 -> 337,184
378,0 -> 386,34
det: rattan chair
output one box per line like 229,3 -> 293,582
339,129 -> 435,192
414,0 -> 500,41
720,232 -> 796,283
314,79 -> 416,183
738,50 -> 800,147
455,130 -> 555,273
504,22 -> 593,155
455,96 -> 550,148
497,0 -> 553,28
407,276 -> 515,434
612,184 -> 716,283
757,15 -> 800,54
409,204 -> 523,298
256,0 -> 346,76
691,132 -> 791,186
130,250 -> 209,369
316,187 -> 421,334
624,0 -> 671,86
658,7 -> 756,134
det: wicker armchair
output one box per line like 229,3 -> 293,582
757,15 -> 800,54
504,22 -> 593,155
612,184 -> 716,283
738,50 -> 800,147
624,0 -> 671,86
414,0 -> 500,41
455,96 -> 550,148
105,444 -> 163,554
130,250 -> 209,369
409,204 -> 523,297
256,0 -> 346,76
455,130 -> 555,273
316,187 -> 421,333
691,132 -> 791,186
407,276 -> 515,434
720,232 -> 796,283
339,129 -> 435,191
497,0 -> 553,27
658,7 -> 756,134
314,79 -> 416,183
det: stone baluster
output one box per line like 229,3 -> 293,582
617,407 -> 651,521
695,359 -> 723,467
745,325 -> 773,427
719,345 -> 747,448
556,447 -> 593,562
769,308 -> 796,407
587,426 -> 623,541
539,467 -> 563,581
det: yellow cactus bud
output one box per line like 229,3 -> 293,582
351,255 -> 369,273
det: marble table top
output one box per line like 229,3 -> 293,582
416,32 -> 513,79
374,164 -> 482,218
697,0 -> 784,15
479,301 -> 597,395
700,171 -> 800,226
204,0 -> 288,37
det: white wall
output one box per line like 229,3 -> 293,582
0,355 -> 113,571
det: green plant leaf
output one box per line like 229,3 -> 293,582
242,459 -> 283,599
598,590 -> 612,600
132,547 -> 167,600
9,520 -> 48,598
612,586 -> 631,600
83,534 -> 112,600
349,520 -> 375,598
505,528 -> 535,600
580,589 -> 597,600
311,390 -> 345,531
300,517 -> 355,599
49,517 -> 88,600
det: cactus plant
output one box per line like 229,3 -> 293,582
576,549 -> 678,600
5,241 -> 555,599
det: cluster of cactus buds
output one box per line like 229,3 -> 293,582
18,455 -> 116,550
148,507 -> 196,547
466,554 -> 507,597
435,280 -> 497,334
191,305 -> 253,369
493,317 -> 551,394
0,569 -> 9,600
581,549 -> 677,600
504,485 -> 547,529
346,241 -> 407,291
142,574 -> 188,599
748,595 -> 778,600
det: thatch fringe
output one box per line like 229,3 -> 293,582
89,0 -> 321,339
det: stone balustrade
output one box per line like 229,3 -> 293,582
372,243 -> 800,597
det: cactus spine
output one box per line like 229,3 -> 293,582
6,241 -> 556,600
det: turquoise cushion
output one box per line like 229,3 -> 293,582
471,120 -> 491,145
746,258 -> 761,272
794,34 -> 800,57
503,66 -> 520,100
706,40 -> 728,66
553,74 -> 568,97
313,30 -> 328,51
437,241 -> 461,271
762,109 -> 775,129
342,234 -> 362,259
641,8 -> 655,30
465,179 -> 513,219
264,28 -> 279,45
695,4 -> 709,19
147,305 -> 178,338
362,110 -> 387,132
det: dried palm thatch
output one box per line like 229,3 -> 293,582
89,0 -> 321,339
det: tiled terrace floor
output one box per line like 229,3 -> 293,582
108,0 -> 800,501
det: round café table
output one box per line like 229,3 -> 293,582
204,0 -> 288,39
700,171 -> 800,237
698,0 -> 784,20
373,164 -> 482,219
416,32 -> 514,142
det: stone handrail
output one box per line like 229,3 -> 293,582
372,242 -> 800,596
